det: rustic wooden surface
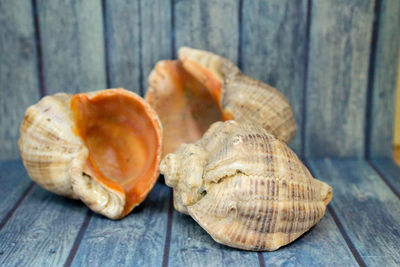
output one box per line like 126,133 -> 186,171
305,0 -> 375,158
308,159 -> 400,266
168,211 -> 259,267
174,0 -> 239,64
37,0 -> 106,94
140,0 -> 172,91
0,161 -> 32,224
71,184 -> 170,266
0,0 -> 40,160
368,0 -> 400,158
0,185 -> 88,266
1,159 -> 399,266
103,0 -> 141,94
370,158 -> 400,197
241,0 -> 308,156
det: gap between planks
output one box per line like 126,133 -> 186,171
63,210 -> 92,267
0,182 -> 34,231
304,159 -> 366,267
162,191 -> 174,267
368,159 -> 400,200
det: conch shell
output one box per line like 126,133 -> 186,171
146,47 -> 296,157
18,89 -> 162,219
161,121 -> 332,251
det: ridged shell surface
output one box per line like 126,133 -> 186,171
18,89 -> 162,219
18,93 -> 83,198
178,47 -> 296,143
161,121 -> 332,251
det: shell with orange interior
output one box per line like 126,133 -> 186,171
160,121 -> 332,251
18,88 -> 162,219
146,47 -> 296,157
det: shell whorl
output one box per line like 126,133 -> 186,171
18,93 -> 82,198
178,47 -> 296,144
160,121 -> 332,251
18,92 -> 125,219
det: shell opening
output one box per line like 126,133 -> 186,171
70,89 -> 161,216
146,61 -> 223,157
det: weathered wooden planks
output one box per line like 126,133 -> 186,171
0,186 -> 88,266
140,0 -> 172,91
368,0 -> 400,158
370,158 -> 400,197
71,183 -> 170,266
37,0 -> 107,94
0,161 -> 32,224
308,158 -> 400,266
103,0 -> 141,94
241,0 -> 308,156
0,0 -> 40,160
104,0 -> 172,95
305,0 -> 375,157
168,211 -> 259,267
261,212 -> 357,266
174,0 -> 239,64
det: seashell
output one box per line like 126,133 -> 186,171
146,47 -> 296,157
161,121 -> 332,251
18,88 -> 162,219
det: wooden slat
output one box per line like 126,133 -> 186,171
370,158 -> 400,197
0,0 -> 40,160
174,0 -> 239,63
0,187 -> 88,266
368,0 -> 400,157
241,0 -> 308,156
37,0 -> 106,94
140,0 -> 172,91
168,211 -> 259,266
0,161 -> 32,223
104,0 -> 141,94
305,0 -> 374,157
262,211 -> 357,266
71,183 -> 170,266
308,158 -> 400,266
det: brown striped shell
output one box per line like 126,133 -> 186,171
160,121 -> 332,251
146,47 -> 296,157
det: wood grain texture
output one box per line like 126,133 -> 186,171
241,0 -> 308,156
305,0 -> 374,157
0,161 -> 32,222
261,212 -> 357,266
368,0 -> 400,157
104,0 -> 141,94
0,186 -> 88,266
71,183 -> 170,266
0,0 -> 40,160
37,0 -> 106,94
370,158 -> 400,197
140,0 -> 172,91
174,0 -> 239,63
308,158 -> 400,266
168,211 -> 259,267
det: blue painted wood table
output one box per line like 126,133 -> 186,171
0,158 -> 399,267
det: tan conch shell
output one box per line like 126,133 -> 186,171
161,121 -> 332,251
18,88 -> 162,219
146,47 -> 296,157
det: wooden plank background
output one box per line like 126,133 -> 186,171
1,0 -> 399,159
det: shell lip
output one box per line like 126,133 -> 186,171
71,88 -> 163,218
